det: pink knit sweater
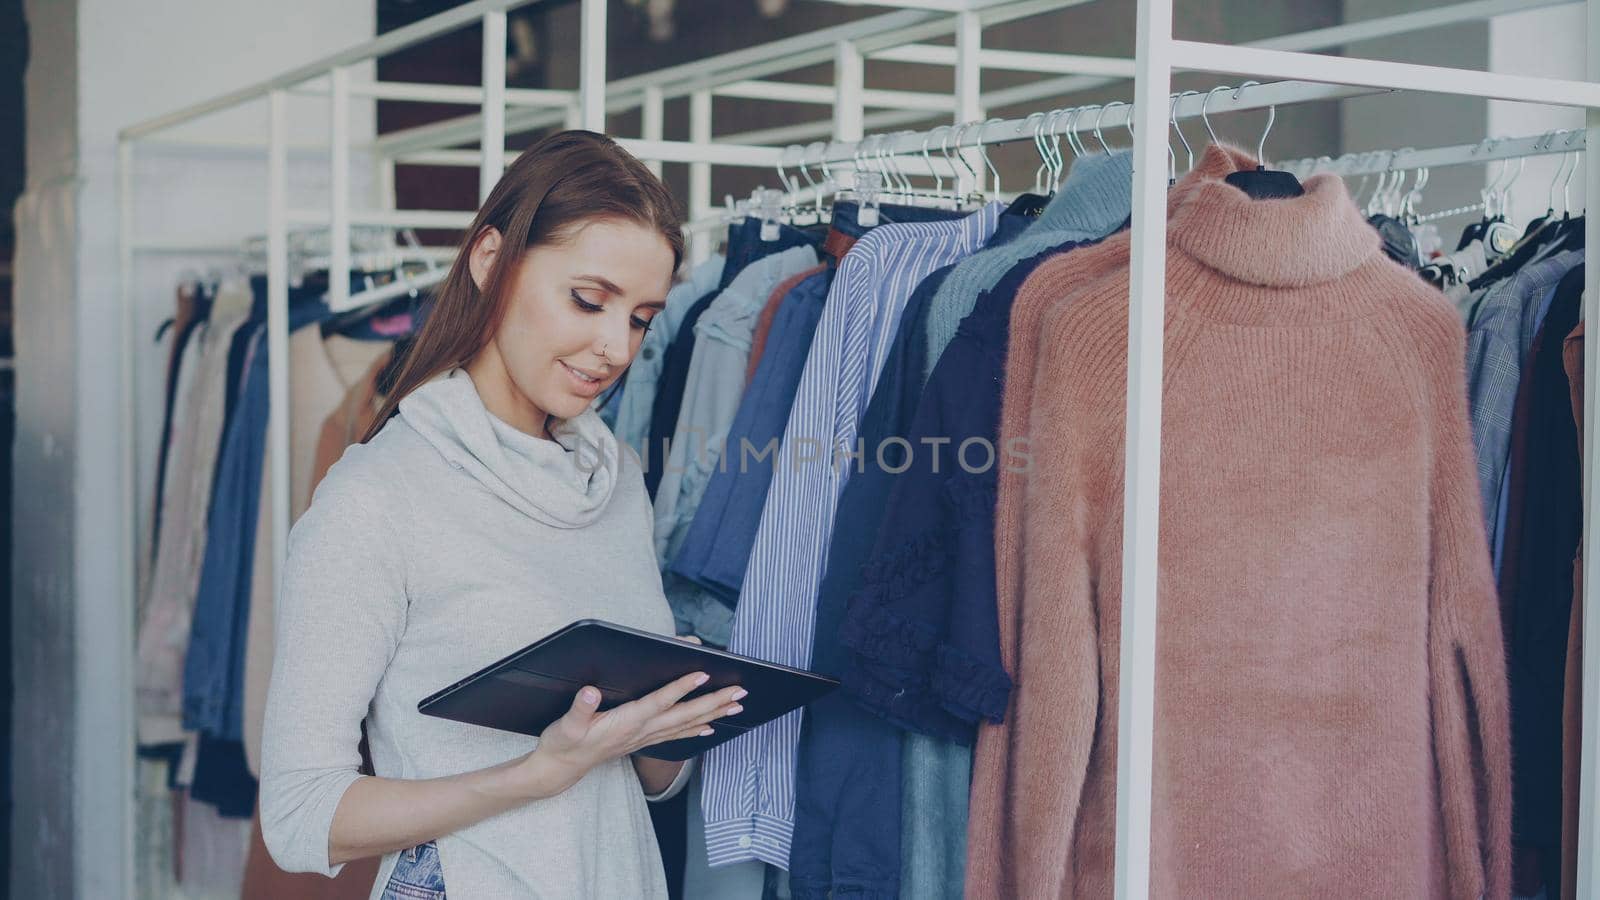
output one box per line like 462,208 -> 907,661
968,144 -> 1512,899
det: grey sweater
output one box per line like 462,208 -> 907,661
261,369 -> 690,898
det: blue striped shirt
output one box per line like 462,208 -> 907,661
700,202 -> 1002,869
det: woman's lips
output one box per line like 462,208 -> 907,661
559,359 -> 605,397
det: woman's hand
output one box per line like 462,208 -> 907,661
517,669 -> 745,799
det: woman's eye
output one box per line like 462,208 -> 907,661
574,288 -> 651,332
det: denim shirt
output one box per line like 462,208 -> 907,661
668,269 -> 833,606
653,245 -> 819,569
183,287 -> 329,741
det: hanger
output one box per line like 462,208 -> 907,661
1469,133 -> 1585,290
1170,90 -> 1198,180
1220,82 -> 1305,199
975,117 -> 1005,199
1200,86 -> 1229,147
1075,104 -> 1100,158
946,120 -> 983,208
1044,107 -> 1070,189
1002,113 -> 1052,220
1481,157 -> 1523,257
937,124 -> 963,210
921,127 -> 948,204
1458,139 -> 1505,249
1030,111 -> 1056,195
1094,102 -> 1125,153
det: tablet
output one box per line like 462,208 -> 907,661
417,619 -> 840,761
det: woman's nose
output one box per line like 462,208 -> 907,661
595,315 -> 630,364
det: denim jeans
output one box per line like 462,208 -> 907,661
382,841 -> 445,899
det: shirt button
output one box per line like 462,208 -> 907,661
642,347 -> 656,359
738,835 -> 752,849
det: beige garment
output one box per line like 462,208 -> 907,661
137,286 -> 200,614
242,331 -> 392,777
311,350 -> 393,491
137,285 -> 254,747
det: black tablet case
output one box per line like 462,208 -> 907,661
417,619 -> 840,761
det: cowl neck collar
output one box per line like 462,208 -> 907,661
400,369 -> 620,528
1171,143 -> 1380,288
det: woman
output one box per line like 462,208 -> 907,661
260,130 -> 746,899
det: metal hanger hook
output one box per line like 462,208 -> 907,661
921,127 -> 944,197
951,120 -> 980,195
1044,107 -> 1068,185
978,117 -> 1004,195
1229,81 -> 1271,164
1095,101 -> 1126,152
934,125 -> 958,205
1170,90 -> 1197,173
1069,105 -> 1097,157
1023,111 -> 1048,194
1562,148 -> 1580,214
1201,85 -> 1231,146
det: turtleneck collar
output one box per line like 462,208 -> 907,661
1170,143 -> 1380,288
400,369 -> 620,528
1038,150 -> 1134,239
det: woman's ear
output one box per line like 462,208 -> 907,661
468,227 -> 503,292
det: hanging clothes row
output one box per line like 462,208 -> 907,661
609,138 -> 1539,900
1456,190 -> 1587,899
136,270 -> 417,899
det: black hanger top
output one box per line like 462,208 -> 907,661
1225,165 -> 1305,200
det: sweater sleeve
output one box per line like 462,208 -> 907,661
259,460 -> 409,877
1423,312 -> 1513,900
643,757 -> 696,803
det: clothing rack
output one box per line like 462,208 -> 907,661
115,0 -> 1600,896
1282,128 -> 1588,177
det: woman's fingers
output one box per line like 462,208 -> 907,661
643,722 -> 718,749
649,685 -> 746,734
637,670 -> 711,714
557,686 -> 603,735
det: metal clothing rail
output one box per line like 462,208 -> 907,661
113,1 -> 1600,898
1279,129 -> 1588,177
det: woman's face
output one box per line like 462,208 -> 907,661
466,218 -> 676,436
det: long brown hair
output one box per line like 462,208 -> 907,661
362,130 -> 684,443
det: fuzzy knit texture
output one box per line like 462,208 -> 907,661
968,143 -> 1512,900
921,149 -> 1133,376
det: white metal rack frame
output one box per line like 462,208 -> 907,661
116,1 -> 1600,897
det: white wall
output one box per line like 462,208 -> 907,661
13,1 -> 375,895
1489,3 -> 1585,227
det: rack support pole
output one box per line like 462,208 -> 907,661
954,10 -> 983,194
580,0 -> 607,131
482,10 -> 507,201
116,134 -> 138,894
642,85 -> 664,179
834,39 -> 865,143
690,89 -> 713,265
330,67 -> 351,311
267,90 -> 291,600
1576,0 -> 1600,891
1117,0 -> 1174,894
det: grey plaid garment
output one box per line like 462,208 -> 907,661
1464,248 -> 1584,533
